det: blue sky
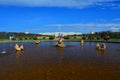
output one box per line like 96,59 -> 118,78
0,0 -> 120,34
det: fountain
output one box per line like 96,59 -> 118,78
14,44 -> 24,51
34,40 -> 40,44
0,48 -> 7,54
96,43 -> 106,50
56,36 -> 65,47
56,25 -> 65,47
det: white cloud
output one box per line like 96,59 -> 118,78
111,27 -> 120,32
112,18 -> 120,21
95,1 -> 117,6
47,23 -> 120,27
0,0 -> 119,8
45,23 -> 120,32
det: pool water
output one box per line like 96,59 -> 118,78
0,42 -> 120,80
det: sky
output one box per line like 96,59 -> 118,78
0,0 -> 120,34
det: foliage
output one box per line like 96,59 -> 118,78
49,35 -> 55,40
63,35 -> 70,39
74,36 -> 77,39
0,31 -> 120,41
96,36 -> 101,40
43,37 -> 46,39
82,36 -> 87,40
33,36 -> 38,40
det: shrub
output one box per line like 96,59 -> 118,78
96,36 -> 101,40
43,37 -> 46,39
63,35 -> 70,39
33,37 -> 38,40
82,36 -> 86,40
19,37 -> 23,40
25,37 -> 28,40
12,38 -> 16,40
74,36 -> 76,39
49,35 -> 55,40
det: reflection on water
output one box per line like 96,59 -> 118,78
96,49 -> 106,56
15,50 -> 24,59
57,47 -> 63,55
35,43 -> 40,47
57,47 -> 63,63
15,50 -> 24,63
0,42 -> 120,80
80,43 -> 84,48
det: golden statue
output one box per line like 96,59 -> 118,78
96,43 -> 106,50
56,37 -> 64,47
14,44 -> 24,51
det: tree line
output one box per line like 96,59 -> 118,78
0,31 -> 119,40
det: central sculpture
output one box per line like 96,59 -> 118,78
56,36 -> 64,47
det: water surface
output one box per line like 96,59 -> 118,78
0,42 -> 120,80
